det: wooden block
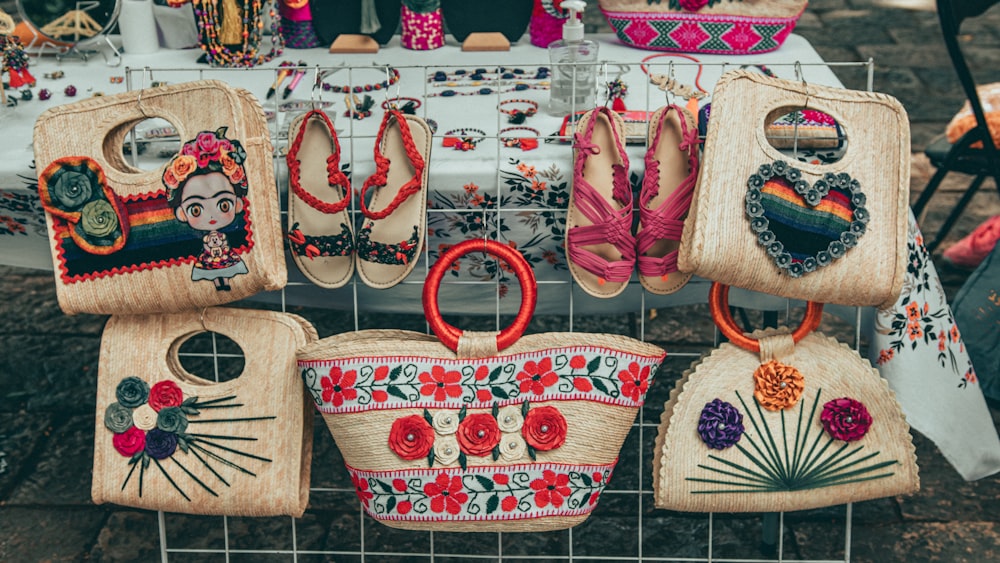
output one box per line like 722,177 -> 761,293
461,32 -> 511,52
329,34 -> 379,54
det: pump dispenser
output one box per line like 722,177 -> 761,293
547,0 -> 598,115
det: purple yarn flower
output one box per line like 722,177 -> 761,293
145,428 -> 178,460
697,399 -> 744,449
820,397 -> 872,442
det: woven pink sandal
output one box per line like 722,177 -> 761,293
566,106 -> 636,298
637,104 -> 699,294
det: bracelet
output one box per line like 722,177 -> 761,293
640,53 -> 707,99
429,67 -> 550,82
344,94 -> 375,120
321,65 -> 400,94
442,128 -> 486,151
498,99 -> 539,124
499,127 -> 540,151
381,96 -> 422,115
427,83 -> 550,98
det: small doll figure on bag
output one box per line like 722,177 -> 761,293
163,128 -> 250,291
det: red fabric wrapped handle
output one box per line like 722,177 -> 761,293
708,282 -> 824,353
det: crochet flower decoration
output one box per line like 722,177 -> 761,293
753,360 -> 805,411
697,398 -> 744,449
820,397 -> 873,442
162,127 -> 247,193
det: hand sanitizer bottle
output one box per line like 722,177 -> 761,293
547,0 -> 598,116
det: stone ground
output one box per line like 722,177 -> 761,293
2,1 -> 1000,562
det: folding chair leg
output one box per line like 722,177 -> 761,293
912,166 -> 950,219
926,174 -> 987,253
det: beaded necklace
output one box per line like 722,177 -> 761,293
321,66 -> 400,94
427,83 -> 550,98
429,67 -> 550,82
193,0 -> 284,68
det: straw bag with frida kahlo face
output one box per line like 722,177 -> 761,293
678,70 -> 910,308
92,307 -> 317,517
33,80 -> 285,315
652,283 -> 919,513
297,240 -> 666,531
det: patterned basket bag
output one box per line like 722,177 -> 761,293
599,0 -> 807,54
33,80 -> 286,315
92,307 -> 317,516
297,240 -> 666,531
678,70 -> 910,307
652,283 -> 919,512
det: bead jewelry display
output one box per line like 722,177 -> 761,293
321,66 -> 400,94
381,96 -> 422,115
499,126 -> 540,151
607,78 -> 628,111
344,94 -> 375,120
429,67 -> 551,82
442,128 -> 486,151
192,0 -> 285,68
498,99 -> 539,124
427,83 -> 550,98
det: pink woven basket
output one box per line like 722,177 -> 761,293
599,0 -> 806,54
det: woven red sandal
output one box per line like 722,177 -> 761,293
286,109 -> 355,289
637,104 -> 699,294
356,110 -> 432,289
566,106 -> 636,299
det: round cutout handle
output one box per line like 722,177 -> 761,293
423,239 -> 537,353
708,282 -> 824,353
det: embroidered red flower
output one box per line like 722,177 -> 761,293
456,413 -> 501,456
397,500 -> 413,514
147,381 -> 183,412
573,378 -> 593,392
530,470 -> 571,508
393,478 -> 408,492
321,367 -> 358,407
522,405 -> 567,451
516,357 -> 559,395
905,301 -> 921,321
501,495 -> 519,512
476,389 -> 493,402
494,473 -> 509,485
352,472 -> 373,507
474,366 -> 490,380
113,426 -> 146,457
419,365 -> 464,402
570,355 -> 587,370
618,361 -> 651,403
373,366 -> 389,381
820,397 -> 873,442
388,415 -> 435,460
424,473 -> 468,514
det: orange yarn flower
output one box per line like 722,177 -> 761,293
753,360 -> 804,411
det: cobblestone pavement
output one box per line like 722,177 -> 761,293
2,1 -> 999,562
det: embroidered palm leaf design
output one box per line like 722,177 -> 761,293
688,389 -> 898,493
119,395 -> 275,501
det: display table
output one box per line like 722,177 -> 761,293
1,33 -> 998,480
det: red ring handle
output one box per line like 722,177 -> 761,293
422,239 -> 537,353
708,282 -> 823,353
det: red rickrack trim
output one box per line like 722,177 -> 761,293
708,283 -> 824,353
423,239 -> 537,353
639,53 -> 707,95
359,110 -> 426,221
286,109 -> 351,215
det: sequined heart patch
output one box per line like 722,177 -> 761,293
745,160 -> 869,277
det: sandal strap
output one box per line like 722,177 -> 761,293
287,110 -> 351,215
573,106 -> 632,205
637,251 -> 680,277
567,179 -> 636,283
640,105 -> 699,208
356,222 -> 420,266
287,222 -> 354,258
360,110 -> 426,221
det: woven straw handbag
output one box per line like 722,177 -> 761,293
33,80 -> 286,315
297,240 -> 666,531
652,283 -> 919,513
599,0 -> 806,54
678,70 -> 910,308
92,307 -> 317,516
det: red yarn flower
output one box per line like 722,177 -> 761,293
418,365 -> 464,402
678,0 -> 709,12
113,426 -> 146,457
352,472 -> 373,507
148,381 -> 184,412
388,415 -> 435,460
530,470 -> 571,508
456,413 -> 501,456
618,361 -> 651,403
522,405 -> 567,451
516,357 -> 559,395
423,473 -> 468,515
820,397 -> 873,442
321,367 -> 358,407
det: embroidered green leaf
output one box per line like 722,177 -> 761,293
489,366 -> 503,382
423,408 -> 433,426
372,479 -> 393,494
492,445 -> 501,461
386,495 -> 397,514
492,386 -> 509,399
458,405 -> 467,422
492,402 -> 499,418
587,356 -> 602,374
388,386 -> 409,401
459,452 -> 468,470
475,475 -> 494,491
580,492 -> 592,505
592,378 -> 610,395
427,448 -> 435,467
579,472 -> 592,486
389,366 -> 403,381
528,445 -> 537,461
486,494 -> 499,514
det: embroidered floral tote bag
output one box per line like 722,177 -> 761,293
92,307 -> 316,516
678,70 -> 910,307
33,80 -> 286,315
297,240 -> 666,531
652,283 -> 919,512
599,0 -> 806,54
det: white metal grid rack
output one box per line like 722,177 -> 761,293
122,56 -> 876,562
